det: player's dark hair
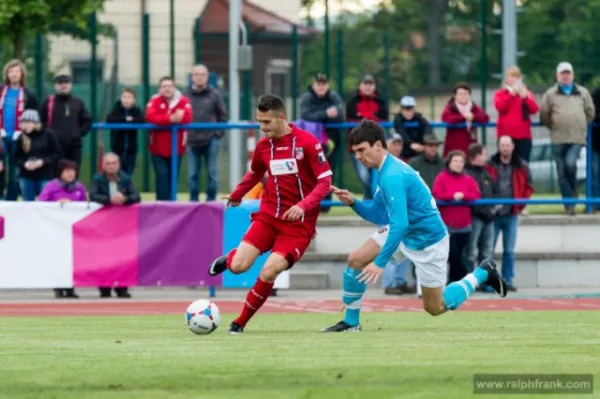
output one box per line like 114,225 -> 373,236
348,119 -> 387,149
467,143 -> 484,160
445,149 -> 467,168
257,95 -> 286,114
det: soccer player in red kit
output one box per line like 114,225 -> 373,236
208,94 -> 333,334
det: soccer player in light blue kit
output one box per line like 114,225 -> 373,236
321,120 -> 507,332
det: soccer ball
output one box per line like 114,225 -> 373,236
185,299 -> 220,335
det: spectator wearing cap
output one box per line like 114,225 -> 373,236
540,62 -> 595,215
39,75 -> 92,173
13,110 -> 61,201
441,83 -> 490,157
408,134 -> 444,190
299,73 -> 344,211
105,88 -> 145,176
38,159 -> 86,299
393,96 -> 432,161
494,66 -> 539,163
345,74 -> 389,199
0,59 -> 38,201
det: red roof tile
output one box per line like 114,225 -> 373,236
199,0 -> 316,36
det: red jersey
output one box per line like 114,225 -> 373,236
145,91 -> 192,157
230,124 -> 332,224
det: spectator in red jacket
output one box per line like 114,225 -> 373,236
441,83 -> 490,157
145,76 -> 192,200
432,150 -> 481,283
485,135 -> 534,292
345,74 -> 389,200
494,66 -> 539,162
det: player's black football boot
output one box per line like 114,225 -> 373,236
320,320 -> 361,333
228,322 -> 244,335
479,259 -> 507,298
208,255 -> 228,277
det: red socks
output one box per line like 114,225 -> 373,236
234,278 -> 274,327
226,249 -> 237,270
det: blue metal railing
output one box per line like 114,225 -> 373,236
91,121 -> 598,213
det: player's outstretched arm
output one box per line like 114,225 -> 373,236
332,185 -> 389,226
372,179 -> 409,268
226,171 -> 264,206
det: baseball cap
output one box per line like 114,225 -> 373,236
556,62 -> 573,74
313,73 -> 328,83
388,133 -> 403,143
400,96 -> 416,108
54,74 -> 72,84
361,73 -> 375,83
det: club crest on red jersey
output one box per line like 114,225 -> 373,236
295,147 -> 304,160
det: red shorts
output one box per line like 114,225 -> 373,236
241,212 -> 316,268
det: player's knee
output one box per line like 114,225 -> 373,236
423,301 -> 445,316
229,254 -> 252,274
259,263 -> 285,283
347,251 -> 366,270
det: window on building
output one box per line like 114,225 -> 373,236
70,59 -> 104,84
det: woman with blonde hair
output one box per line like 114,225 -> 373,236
0,59 -> 38,200
493,65 -> 539,162
13,109 -> 61,201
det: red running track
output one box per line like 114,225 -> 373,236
0,298 -> 600,317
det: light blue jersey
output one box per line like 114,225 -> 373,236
351,154 -> 448,268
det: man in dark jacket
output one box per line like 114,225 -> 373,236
105,88 -> 144,176
393,96 -> 432,160
90,152 -> 141,298
185,64 -> 227,201
408,133 -> 444,190
345,74 -> 389,199
465,143 -> 497,275
39,75 -> 92,173
299,73 -> 344,211
486,135 -> 534,292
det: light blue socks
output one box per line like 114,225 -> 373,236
342,267 -> 367,326
442,267 -> 489,311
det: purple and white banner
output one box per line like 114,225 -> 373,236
0,202 -> 225,289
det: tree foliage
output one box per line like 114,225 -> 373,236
300,0 -> 600,102
0,0 -> 110,59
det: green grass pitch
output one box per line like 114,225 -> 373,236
1,311 -> 599,399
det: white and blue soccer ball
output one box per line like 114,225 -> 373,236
186,299 -> 220,335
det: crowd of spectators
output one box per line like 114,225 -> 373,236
0,58 -> 598,298
296,61 -> 596,295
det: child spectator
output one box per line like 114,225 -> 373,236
13,110 -> 61,201
105,88 -> 144,176
432,150 -> 481,283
